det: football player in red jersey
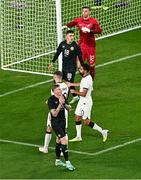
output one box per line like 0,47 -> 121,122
64,6 -> 102,80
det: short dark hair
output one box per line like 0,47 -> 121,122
81,63 -> 90,72
66,30 -> 74,35
82,6 -> 91,10
54,71 -> 63,77
52,84 -> 60,92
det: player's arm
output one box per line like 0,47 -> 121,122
66,18 -> 78,28
65,104 -> 71,112
81,19 -> 102,34
48,97 -> 64,117
64,97 -> 71,112
66,82 -> 80,87
91,19 -> 102,34
70,88 -> 88,97
52,42 -> 62,63
48,42 -> 62,70
76,44 -> 83,66
50,105 -> 62,117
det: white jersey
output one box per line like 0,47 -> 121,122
79,74 -> 93,101
51,82 -> 69,98
75,74 -> 93,119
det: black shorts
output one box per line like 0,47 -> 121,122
51,120 -> 66,138
62,71 -> 76,83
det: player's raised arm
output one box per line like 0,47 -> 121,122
92,19 -> 102,34
66,18 -> 78,28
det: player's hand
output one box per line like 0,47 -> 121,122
59,95 -> 65,105
81,27 -> 90,33
48,63 -> 53,71
62,25 -> 70,30
70,89 -> 75,94
66,81 -> 71,87
65,104 -> 72,112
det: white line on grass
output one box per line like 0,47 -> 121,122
0,52 -> 141,98
96,52 -> 141,68
0,79 -> 53,98
0,137 -> 141,156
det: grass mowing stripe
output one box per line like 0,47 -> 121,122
0,137 -> 141,156
0,52 -> 141,98
0,79 -> 53,98
96,52 -> 141,68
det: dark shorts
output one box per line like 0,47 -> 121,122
51,120 -> 66,138
62,71 -> 76,83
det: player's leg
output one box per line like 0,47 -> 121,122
86,46 -> 96,80
55,137 -> 66,167
53,123 -> 75,170
60,109 -> 69,156
39,113 -> 52,153
80,43 -> 87,63
65,109 -> 69,140
82,100 -> 108,142
83,119 -> 109,142
69,100 -> 82,142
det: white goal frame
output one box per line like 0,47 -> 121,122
1,0 -> 141,76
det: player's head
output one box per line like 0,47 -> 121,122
79,63 -> 90,76
53,71 -> 63,83
82,6 -> 91,19
66,30 -> 74,43
52,84 -> 62,96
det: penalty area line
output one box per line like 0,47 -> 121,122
0,52 -> 141,98
0,137 -> 141,156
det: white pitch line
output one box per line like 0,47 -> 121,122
0,52 -> 141,98
96,52 -> 141,68
0,137 -> 141,156
0,79 -> 53,98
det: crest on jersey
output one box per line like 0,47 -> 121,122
70,46 -> 74,51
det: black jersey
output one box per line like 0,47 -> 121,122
48,95 -> 67,123
52,41 -> 83,72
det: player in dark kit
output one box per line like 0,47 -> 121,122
64,7 -> 102,80
48,84 -> 75,171
48,30 -> 83,104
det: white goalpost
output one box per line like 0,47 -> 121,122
1,0 -> 141,76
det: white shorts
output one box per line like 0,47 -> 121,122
75,98 -> 93,119
46,110 -> 68,129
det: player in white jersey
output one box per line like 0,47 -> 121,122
39,71 -> 69,153
67,63 -> 108,142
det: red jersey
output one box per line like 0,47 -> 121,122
66,17 -> 102,47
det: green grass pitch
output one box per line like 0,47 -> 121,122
0,29 -> 141,178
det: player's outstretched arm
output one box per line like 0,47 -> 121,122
65,104 -> 71,112
70,88 -> 87,97
66,82 -> 80,87
62,25 -> 70,30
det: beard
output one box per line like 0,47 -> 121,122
79,72 -> 84,77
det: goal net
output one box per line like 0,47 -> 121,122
1,0 -> 141,76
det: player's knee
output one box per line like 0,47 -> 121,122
75,115 -> 81,122
83,119 -> 90,126
47,126 -> 52,133
60,136 -> 68,145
